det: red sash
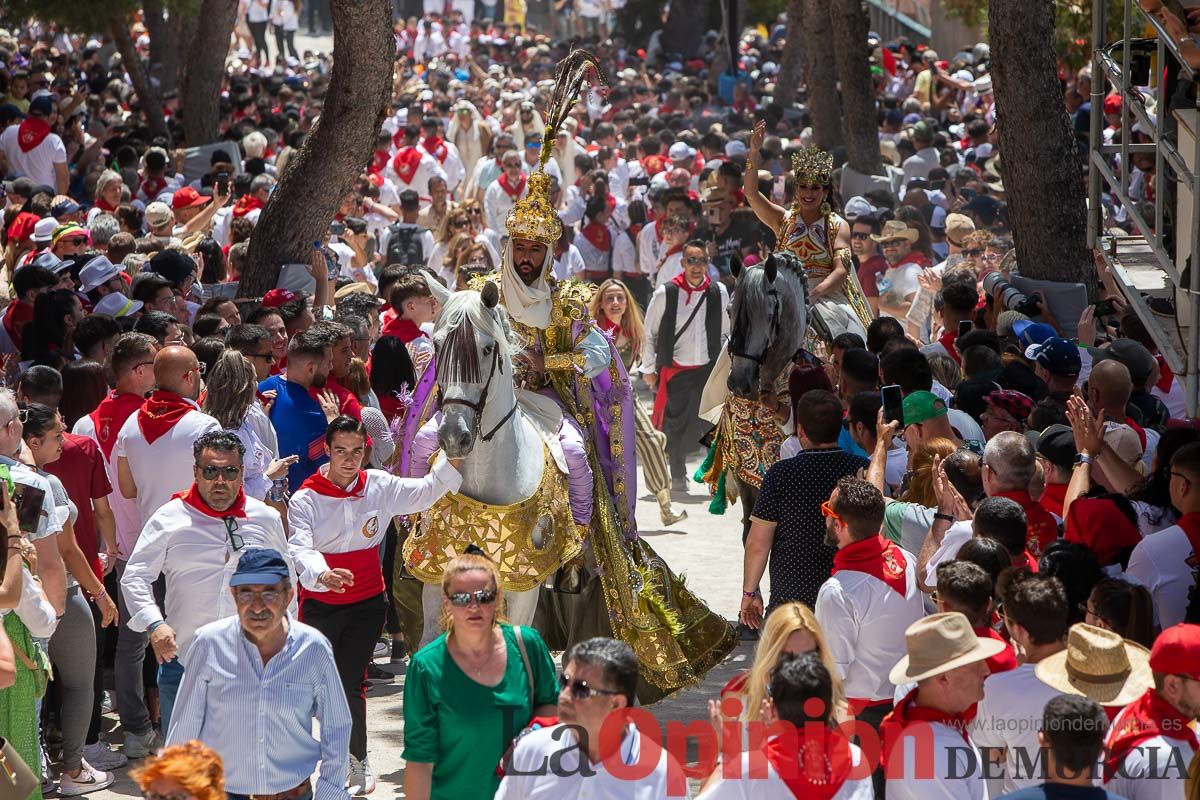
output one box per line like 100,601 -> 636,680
299,547 -> 385,608
763,728 -> 854,800
422,135 -> 448,163
136,391 -> 196,445
232,195 -> 263,218
391,147 -> 423,184
17,117 -> 51,152
651,363 -> 700,430
992,490 -> 1059,557
174,484 -> 248,519
497,171 -> 527,199
937,330 -> 961,364
90,391 -> 145,459
1104,689 -> 1199,781
1178,512 -> 1200,562
369,149 -> 389,176
832,535 -> 908,597
1123,416 -> 1148,451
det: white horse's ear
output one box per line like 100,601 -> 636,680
420,270 -> 453,307
481,281 -> 500,309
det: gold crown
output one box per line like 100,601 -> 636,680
791,145 -> 834,186
505,171 -> 562,245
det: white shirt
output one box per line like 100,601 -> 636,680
921,520 -> 976,587
484,177 -> 527,235
420,139 -> 465,192
886,720 -> 988,800
1105,699 -> 1195,800
640,280 -> 729,373
230,418 -> 278,501
247,0 -> 270,21
969,662 -> 1063,796
901,147 -> 940,185
637,220 -> 663,277
0,123 -> 67,188
384,149 -> 447,201
286,462 -> 462,592
1125,523 -> 1195,629
697,741 -> 875,800
120,494 -> 294,664
815,545 -> 925,704
115,402 -> 221,527
495,723 -> 676,799
552,244 -> 586,281
575,223 -> 636,276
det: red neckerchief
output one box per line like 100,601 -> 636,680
1064,497 -> 1143,567
497,170 -> 527,199
974,626 -> 1018,675
937,329 -> 961,365
300,469 -> 366,498
661,242 -> 685,265
1155,354 -> 1174,392
174,484 -> 248,519
139,175 -> 167,201
391,146 -> 423,184
232,195 -> 263,218
763,727 -> 854,800
136,390 -> 195,445
580,221 -> 611,252
1123,416 -> 1148,451
382,316 -> 425,344
991,490 -> 1059,557
90,391 -> 145,460
95,197 -> 118,213
2,300 -> 33,350
605,194 -> 616,213
1105,689 -> 1199,781
881,689 -> 974,769
369,149 -> 389,176
1039,482 -> 1068,519
17,116 -> 51,152
671,271 -> 710,298
642,153 -> 666,176
422,135 -> 448,163
832,535 -> 908,597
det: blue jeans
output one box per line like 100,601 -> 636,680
157,658 -> 185,733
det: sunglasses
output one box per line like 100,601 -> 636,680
446,588 -> 498,607
188,362 -> 207,377
247,351 -> 277,363
881,240 -> 907,248
820,500 -> 842,522
63,236 -> 88,245
199,464 -> 242,481
452,219 -> 469,227
683,256 -> 707,265
224,516 -> 244,551
850,232 -> 871,240
962,248 -> 986,258
234,588 -> 282,605
558,672 -> 621,700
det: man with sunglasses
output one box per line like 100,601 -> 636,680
288,416 -> 462,794
121,430 -> 293,733
495,637 -> 676,798
167,548 -> 350,800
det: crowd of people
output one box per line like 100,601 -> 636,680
0,3 -> 1196,800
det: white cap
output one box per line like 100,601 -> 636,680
93,292 -> 144,319
929,206 -> 948,229
843,196 -> 876,219
145,201 -> 173,229
725,140 -> 747,159
668,142 -> 696,162
31,216 -> 59,243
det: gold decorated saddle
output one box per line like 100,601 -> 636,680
402,447 -> 585,591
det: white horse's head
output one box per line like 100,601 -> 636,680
727,251 -> 809,398
432,281 -> 516,458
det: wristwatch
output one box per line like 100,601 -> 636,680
1075,453 -> 1094,466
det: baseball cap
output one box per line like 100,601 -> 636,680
843,196 -> 876,220
668,141 -> 696,161
28,94 -> 55,116
171,186 -> 210,211
1148,623 -> 1200,680
1101,422 -> 1145,472
229,548 -> 291,588
903,390 -> 948,426
50,197 -> 81,217
1033,424 -> 1076,470
262,288 -> 298,308
944,213 -> 976,246
985,389 -> 1034,421
148,249 -> 197,287
144,201 -> 173,229
962,195 -> 1002,225
79,254 -> 121,293
1025,336 -> 1082,377
724,140 -> 747,159
30,216 -> 59,243
1014,320 -> 1058,349
1093,338 -> 1156,387
93,292 -> 143,318
3,177 -> 34,198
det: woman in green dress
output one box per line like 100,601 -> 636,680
402,551 -> 558,800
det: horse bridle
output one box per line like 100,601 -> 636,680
438,344 -> 518,443
729,283 -> 782,366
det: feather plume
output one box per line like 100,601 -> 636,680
538,49 -> 608,170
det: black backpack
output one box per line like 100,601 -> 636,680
386,223 -> 427,268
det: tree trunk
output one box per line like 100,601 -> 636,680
169,13 -> 200,94
142,0 -> 169,87
707,0 -> 736,91
831,0 -> 882,175
661,0 -> 705,59
180,0 -> 238,145
988,0 -> 1094,288
799,0 -> 842,149
776,0 -> 804,108
239,0 -> 393,298
110,11 -> 169,142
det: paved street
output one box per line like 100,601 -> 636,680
86,444 -> 768,799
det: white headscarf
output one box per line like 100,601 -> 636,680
499,238 -> 554,329
447,100 -> 486,182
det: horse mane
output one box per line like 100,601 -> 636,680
433,290 -> 516,386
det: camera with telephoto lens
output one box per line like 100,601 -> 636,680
981,271 -> 1041,316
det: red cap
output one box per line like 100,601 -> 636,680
1149,624 -> 1200,679
171,187 -> 210,210
1103,94 -> 1123,115
261,288 -> 297,308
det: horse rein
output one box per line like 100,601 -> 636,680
729,283 -> 782,366
438,344 -> 519,443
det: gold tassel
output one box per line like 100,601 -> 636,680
635,564 -> 684,635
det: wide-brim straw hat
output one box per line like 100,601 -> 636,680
871,219 -> 920,244
1035,623 -> 1153,707
889,612 -> 1006,685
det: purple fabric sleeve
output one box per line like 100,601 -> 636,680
558,416 -> 594,524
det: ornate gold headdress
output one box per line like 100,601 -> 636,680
791,145 -> 834,186
506,50 -> 607,246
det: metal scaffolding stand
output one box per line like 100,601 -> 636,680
1088,0 -> 1200,417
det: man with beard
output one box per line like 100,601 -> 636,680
258,329 -> 355,492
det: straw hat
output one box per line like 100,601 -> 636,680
1034,623 -> 1153,707
889,612 -> 1006,684
870,220 -> 920,244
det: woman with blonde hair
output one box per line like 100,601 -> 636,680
588,279 -> 685,526
131,740 -> 224,800
402,549 -> 558,800
429,201 -> 500,283
900,437 -> 959,507
717,601 -> 844,723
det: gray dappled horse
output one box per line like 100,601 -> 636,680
727,251 -> 810,398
